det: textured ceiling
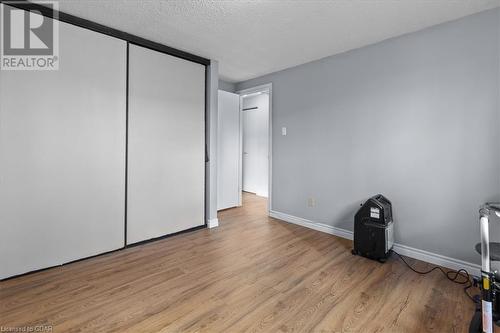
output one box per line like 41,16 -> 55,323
56,0 -> 500,82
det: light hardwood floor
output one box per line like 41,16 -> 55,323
0,193 -> 478,332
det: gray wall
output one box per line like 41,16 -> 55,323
236,8 -> 500,264
219,79 -> 236,92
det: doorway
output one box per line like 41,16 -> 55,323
241,92 -> 269,197
216,83 -> 272,216
238,84 -> 272,212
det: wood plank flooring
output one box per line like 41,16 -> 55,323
0,193 -> 478,332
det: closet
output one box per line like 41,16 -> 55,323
0,5 -> 207,279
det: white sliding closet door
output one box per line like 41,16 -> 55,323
127,45 -> 205,244
0,17 -> 127,279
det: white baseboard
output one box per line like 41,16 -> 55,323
269,210 -> 480,276
207,218 -> 219,229
391,243 -> 480,276
269,210 -> 353,240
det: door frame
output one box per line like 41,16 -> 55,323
236,83 -> 273,214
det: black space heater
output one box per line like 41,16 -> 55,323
352,194 -> 394,262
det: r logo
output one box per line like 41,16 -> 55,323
2,2 -> 54,55
1,1 -> 59,70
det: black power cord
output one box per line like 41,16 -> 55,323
391,250 -> 476,303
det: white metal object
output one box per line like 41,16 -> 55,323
478,203 -> 500,333
480,214 -> 491,273
480,210 -> 492,333
482,299 -> 493,333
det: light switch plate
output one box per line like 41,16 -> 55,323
282,127 -> 287,136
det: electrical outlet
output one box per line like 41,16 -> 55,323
307,197 -> 316,207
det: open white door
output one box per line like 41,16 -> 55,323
217,90 -> 240,210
